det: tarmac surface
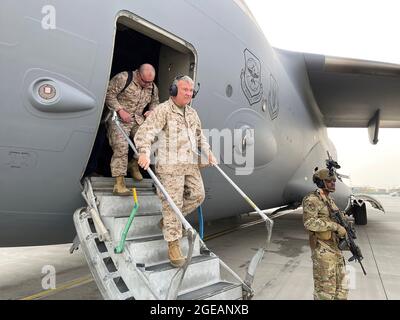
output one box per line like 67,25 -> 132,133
1,195 -> 399,300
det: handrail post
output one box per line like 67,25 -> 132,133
213,164 -> 274,292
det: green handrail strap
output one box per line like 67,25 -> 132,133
115,188 -> 139,254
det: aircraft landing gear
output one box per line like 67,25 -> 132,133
347,201 -> 367,225
346,194 -> 386,226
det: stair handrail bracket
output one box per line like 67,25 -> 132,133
112,111 -> 196,298
81,177 -> 111,242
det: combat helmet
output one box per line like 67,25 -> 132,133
313,167 -> 336,189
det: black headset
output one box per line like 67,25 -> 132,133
169,75 -> 200,99
313,176 -> 326,189
312,167 -> 326,189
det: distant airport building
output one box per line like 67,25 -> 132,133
352,187 -> 388,195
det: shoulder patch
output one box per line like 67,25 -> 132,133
304,200 -> 317,213
303,193 -> 321,213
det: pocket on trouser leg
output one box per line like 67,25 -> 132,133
335,256 -> 349,300
312,246 -> 337,300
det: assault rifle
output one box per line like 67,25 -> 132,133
331,210 -> 367,275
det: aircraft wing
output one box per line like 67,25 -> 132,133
303,53 -> 400,141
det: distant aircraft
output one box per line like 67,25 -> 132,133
1,0 -> 395,247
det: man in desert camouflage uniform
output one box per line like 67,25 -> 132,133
303,168 -> 349,300
106,64 -> 159,195
135,75 -> 217,267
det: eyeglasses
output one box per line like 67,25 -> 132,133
139,73 -> 153,84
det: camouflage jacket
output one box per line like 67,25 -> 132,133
134,98 -> 211,174
105,70 -> 159,125
303,189 -> 342,234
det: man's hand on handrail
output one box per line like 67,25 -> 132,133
118,109 -> 133,123
138,153 -> 150,170
208,152 -> 218,166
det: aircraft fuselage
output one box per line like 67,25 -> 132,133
0,0 -> 351,246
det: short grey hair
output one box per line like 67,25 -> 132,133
172,75 -> 194,87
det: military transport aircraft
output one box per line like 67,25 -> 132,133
0,0 -> 395,250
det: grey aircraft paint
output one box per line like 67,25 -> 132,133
0,0 -> 397,246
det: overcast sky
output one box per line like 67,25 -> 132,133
245,0 -> 400,189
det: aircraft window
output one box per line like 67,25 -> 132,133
226,85 -> 233,97
262,99 -> 267,112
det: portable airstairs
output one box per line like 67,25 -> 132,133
72,111 -> 273,300
73,177 -> 246,300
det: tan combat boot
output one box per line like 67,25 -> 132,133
113,176 -> 131,196
168,240 -> 186,268
128,159 -> 143,181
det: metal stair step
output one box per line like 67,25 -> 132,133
105,214 -> 163,242
145,255 -> 221,298
89,177 -> 154,190
177,281 -> 243,300
76,178 -> 246,301
94,188 -> 155,195
97,194 -> 162,217
127,235 -> 200,266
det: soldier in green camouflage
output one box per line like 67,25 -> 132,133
303,168 -> 349,300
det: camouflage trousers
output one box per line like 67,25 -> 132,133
311,242 -> 349,300
156,169 -> 205,242
107,119 -> 140,177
